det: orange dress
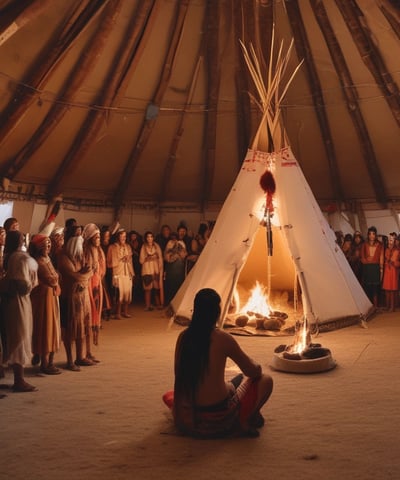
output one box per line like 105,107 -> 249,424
382,246 -> 400,291
31,256 -> 61,356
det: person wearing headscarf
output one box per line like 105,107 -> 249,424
83,223 -> 106,360
29,234 -> 61,375
106,228 -> 134,318
0,230 -> 38,391
49,226 -> 64,270
57,234 -> 93,370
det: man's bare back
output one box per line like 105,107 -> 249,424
177,328 -> 262,406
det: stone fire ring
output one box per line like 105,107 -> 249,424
270,350 -> 337,374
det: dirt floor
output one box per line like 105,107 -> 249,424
1,306 -> 399,480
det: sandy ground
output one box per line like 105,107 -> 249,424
1,306 -> 399,480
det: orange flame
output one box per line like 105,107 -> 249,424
288,318 -> 310,354
239,281 -> 272,317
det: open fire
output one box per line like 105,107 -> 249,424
230,282 -> 336,373
231,281 -> 288,331
287,318 -> 310,354
240,281 -> 272,318
272,317 -> 336,373
228,282 -> 336,373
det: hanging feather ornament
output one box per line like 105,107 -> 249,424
260,169 -> 276,256
260,169 -> 276,214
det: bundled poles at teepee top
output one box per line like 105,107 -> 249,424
240,34 -> 303,152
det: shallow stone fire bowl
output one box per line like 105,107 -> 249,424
270,344 -> 337,374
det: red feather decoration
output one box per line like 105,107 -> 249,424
259,170 -> 276,195
260,169 -> 276,214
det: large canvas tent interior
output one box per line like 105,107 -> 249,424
0,0 -> 399,328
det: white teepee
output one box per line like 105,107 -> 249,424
170,37 -> 373,330
170,146 -> 373,329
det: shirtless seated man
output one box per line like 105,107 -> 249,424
166,288 -> 273,438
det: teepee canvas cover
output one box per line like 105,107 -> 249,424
170,146 -> 373,330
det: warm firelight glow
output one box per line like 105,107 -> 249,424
239,281 -> 272,317
288,318 -> 310,354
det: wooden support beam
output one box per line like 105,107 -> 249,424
47,0 -> 156,200
0,0 -> 110,148
157,55 -> 204,205
199,0 -> 220,212
285,0 -> 344,202
112,0 -> 190,219
0,0 -> 49,46
0,0 -> 123,181
378,1 -> 400,39
310,0 -> 387,205
335,0 -> 400,127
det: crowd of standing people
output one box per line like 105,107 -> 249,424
3,212 -> 396,397
0,216 -> 213,393
338,226 -> 400,311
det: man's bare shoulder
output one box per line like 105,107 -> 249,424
212,328 -> 237,347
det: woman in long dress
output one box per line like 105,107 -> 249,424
164,233 -> 187,305
382,232 -> 400,312
29,234 -> 61,375
58,234 -> 93,371
106,229 -> 134,318
1,231 -> 38,392
83,223 -> 106,358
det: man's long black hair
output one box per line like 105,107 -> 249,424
174,288 -> 221,402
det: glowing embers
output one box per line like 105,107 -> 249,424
232,282 -> 288,331
271,319 -> 336,373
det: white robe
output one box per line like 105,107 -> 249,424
3,251 -> 38,366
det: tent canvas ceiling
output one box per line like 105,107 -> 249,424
0,0 -> 400,220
